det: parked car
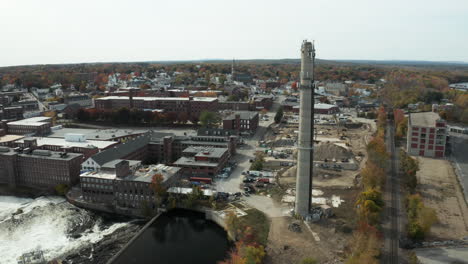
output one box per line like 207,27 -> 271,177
243,177 -> 255,183
257,178 -> 270,184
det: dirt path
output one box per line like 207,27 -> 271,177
416,157 -> 468,240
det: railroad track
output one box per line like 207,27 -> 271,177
385,120 -> 400,264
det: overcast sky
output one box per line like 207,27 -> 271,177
1,0 -> 467,67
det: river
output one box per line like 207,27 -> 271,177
0,195 -> 139,264
111,209 -> 231,264
0,197 -> 230,264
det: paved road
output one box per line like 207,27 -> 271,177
383,120 -> 402,264
215,96 -> 287,217
26,92 -> 48,112
215,96 -> 281,190
449,133 -> 468,204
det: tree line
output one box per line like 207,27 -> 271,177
346,107 -> 388,264
76,108 -> 222,127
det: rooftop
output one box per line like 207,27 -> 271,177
315,103 -> 338,110
173,156 -> 220,167
129,164 -> 181,183
96,96 -> 189,101
48,128 -> 148,141
192,97 -> 218,102
183,146 -> 228,159
409,112 -> 443,127
224,111 -> 258,120
80,163 -> 180,182
0,147 -> 82,161
7,117 -> 52,127
15,137 -> 118,149
167,187 -> 214,196
99,159 -> 141,169
80,170 -> 116,180
0,135 -> 25,144
89,133 -> 151,166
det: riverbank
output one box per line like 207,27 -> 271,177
0,195 -> 142,264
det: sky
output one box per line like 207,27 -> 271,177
1,0 -> 467,67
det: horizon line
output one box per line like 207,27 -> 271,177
1,58 -> 468,68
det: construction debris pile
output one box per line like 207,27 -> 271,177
288,221 -> 302,233
314,142 -> 352,161
309,206 -> 334,222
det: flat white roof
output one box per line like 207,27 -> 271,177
315,103 -> 338,110
7,117 -> 52,127
16,137 -> 117,149
96,96 -> 189,101
80,170 -> 116,180
193,97 -> 218,102
0,135 -> 25,143
96,96 -> 217,102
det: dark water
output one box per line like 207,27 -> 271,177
112,209 -> 230,264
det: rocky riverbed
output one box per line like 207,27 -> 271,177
0,195 -> 142,264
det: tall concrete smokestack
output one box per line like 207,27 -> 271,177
129,88 -> 134,109
295,40 -> 315,217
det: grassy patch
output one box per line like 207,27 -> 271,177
267,185 -> 287,202
239,208 -> 270,246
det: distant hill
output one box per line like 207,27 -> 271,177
146,58 -> 468,67
334,60 -> 468,67
2,58 -> 468,70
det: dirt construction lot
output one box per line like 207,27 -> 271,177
416,157 -> 468,240
265,217 -> 347,264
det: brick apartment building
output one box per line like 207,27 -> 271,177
407,112 -> 447,158
0,147 -> 82,190
94,96 -> 218,120
222,111 -> 259,133
96,94 -> 275,115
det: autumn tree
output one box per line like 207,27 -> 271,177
366,136 -> 389,169
199,111 -> 221,128
356,188 -> 384,226
406,194 -> 437,240
346,222 -> 381,264
150,173 -> 167,208
400,150 -> 419,193
226,211 -> 241,240
274,106 -> 283,124
361,161 -> 385,190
